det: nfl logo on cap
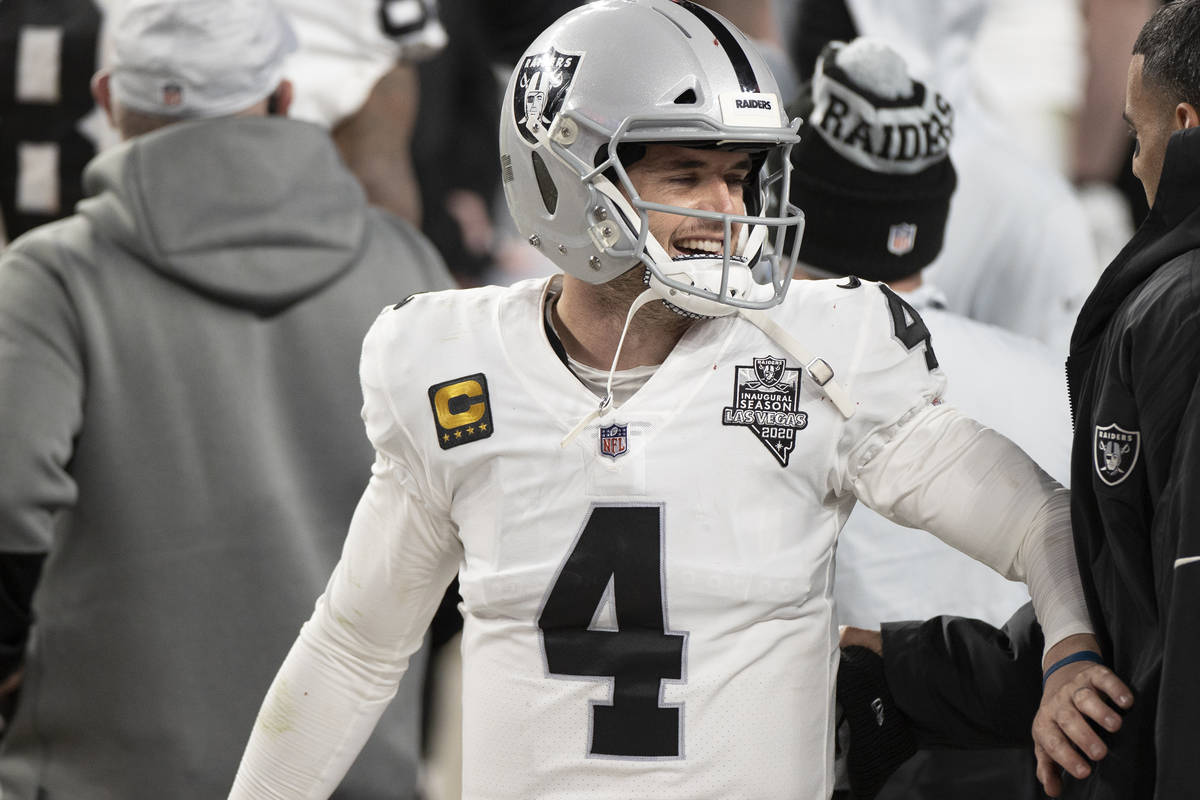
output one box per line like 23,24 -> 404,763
887,223 -> 917,256
599,423 -> 628,459
162,82 -> 183,106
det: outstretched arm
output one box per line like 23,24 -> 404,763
852,404 -> 1131,794
852,405 -> 1090,655
229,453 -> 461,799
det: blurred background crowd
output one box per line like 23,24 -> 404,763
1,0 -> 1163,296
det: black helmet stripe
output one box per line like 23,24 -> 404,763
672,0 -> 760,93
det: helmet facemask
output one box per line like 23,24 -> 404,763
582,123 -> 806,317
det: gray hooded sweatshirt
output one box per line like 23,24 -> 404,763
0,115 -> 454,798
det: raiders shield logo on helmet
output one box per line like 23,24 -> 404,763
514,47 -> 583,144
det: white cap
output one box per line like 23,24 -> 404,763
108,0 -> 298,118
280,0 -> 448,127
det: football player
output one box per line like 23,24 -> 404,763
229,2 -> 1117,797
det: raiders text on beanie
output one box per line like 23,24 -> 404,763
789,38 -> 957,281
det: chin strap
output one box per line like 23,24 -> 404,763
738,308 -> 856,419
560,288 -> 661,448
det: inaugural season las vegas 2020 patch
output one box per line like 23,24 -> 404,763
722,356 -> 808,467
429,373 -> 494,450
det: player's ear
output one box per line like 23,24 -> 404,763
268,79 -> 293,118
1176,101 -> 1199,130
91,70 -> 116,125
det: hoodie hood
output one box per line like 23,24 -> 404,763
78,116 -> 367,314
845,0 -> 990,105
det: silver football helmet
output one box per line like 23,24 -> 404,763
499,0 -> 805,317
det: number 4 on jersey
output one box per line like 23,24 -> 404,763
880,285 -> 939,370
538,504 -> 686,758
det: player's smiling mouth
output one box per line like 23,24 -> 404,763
672,238 -> 745,260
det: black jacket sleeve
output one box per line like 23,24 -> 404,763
1151,364 -> 1200,797
880,602 -> 1043,749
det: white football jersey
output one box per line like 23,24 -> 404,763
360,275 -> 940,799
231,275 -> 1090,799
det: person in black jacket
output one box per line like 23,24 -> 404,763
837,3 -> 1200,798
1059,1 -> 1200,797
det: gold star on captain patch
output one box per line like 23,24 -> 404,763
466,426 -> 475,434
479,423 -> 488,431
454,430 -> 462,439
442,434 -> 450,443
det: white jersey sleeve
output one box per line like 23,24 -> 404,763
813,279 -> 947,498
792,279 -> 1090,653
832,294 -> 1072,630
229,306 -> 461,798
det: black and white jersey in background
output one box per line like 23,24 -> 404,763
0,0 -> 447,247
0,0 -> 110,246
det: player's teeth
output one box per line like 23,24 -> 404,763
675,239 -> 722,253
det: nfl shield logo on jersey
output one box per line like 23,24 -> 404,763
1094,423 -> 1140,486
599,423 -> 628,459
886,223 -> 917,256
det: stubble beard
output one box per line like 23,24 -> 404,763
594,263 -> 698,340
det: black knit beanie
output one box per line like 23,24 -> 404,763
790,38 -> 957,282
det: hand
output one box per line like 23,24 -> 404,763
1032,641 -> 1133,797
839,625 -> 882,655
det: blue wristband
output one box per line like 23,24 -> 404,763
1042,650 -> 1103,688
